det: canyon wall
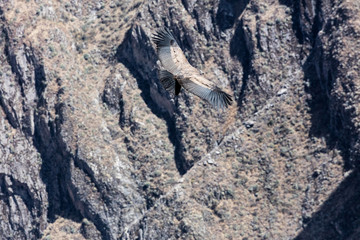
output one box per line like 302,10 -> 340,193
0,0 -> 360,239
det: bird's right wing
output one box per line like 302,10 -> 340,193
152,28 -> 191,75
182,77 -> 233,109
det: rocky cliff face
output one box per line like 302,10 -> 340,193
0,0 -> 360,239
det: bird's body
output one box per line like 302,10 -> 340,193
153,28 -> 233,109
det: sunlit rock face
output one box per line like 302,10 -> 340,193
0,0 -> 360,239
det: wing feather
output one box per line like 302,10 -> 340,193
152,28 -> 174,50
152,28 -> 191,75
182,77 -> 233,109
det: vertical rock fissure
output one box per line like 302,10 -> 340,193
0,173 -> 40,238
71,153 -> 121,240
21,50 -> 87,230
0,90 -> 20,129
1,27 -> 84,237
230,20 -> 254,110
301,1 -> 358,169
115,26 -> 189,175
3,31 -> 26,99
68,155 -> 113,239
216,0 -> 251,31
35,102 -> 82,221
0,26 -> 20,129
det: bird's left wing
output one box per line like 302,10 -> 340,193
182,76 -> 233,109
152,28 -> 191,75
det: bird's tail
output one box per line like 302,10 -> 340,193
159,70 -> 181,96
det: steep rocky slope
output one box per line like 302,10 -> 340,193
0,0 -> 359,239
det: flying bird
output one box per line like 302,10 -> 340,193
152,28 -> 233,109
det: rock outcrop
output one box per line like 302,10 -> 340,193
0,0 -> 359,239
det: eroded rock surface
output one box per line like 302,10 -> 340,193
0,0 -> 359,239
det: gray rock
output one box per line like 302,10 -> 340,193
1,0 -> 360,239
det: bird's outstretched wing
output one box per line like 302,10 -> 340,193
182,77 -> 233,109
153,28 -> 233,109
152,28 -> 192,75
158,70 -> 182,96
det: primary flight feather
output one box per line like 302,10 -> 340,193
152,28 -> 233,109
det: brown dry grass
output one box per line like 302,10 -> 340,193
41,218 -> 85,240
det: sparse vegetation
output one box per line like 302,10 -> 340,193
0,0 -> 359,239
